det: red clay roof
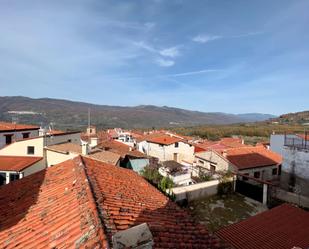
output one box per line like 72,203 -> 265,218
216,204 -> 309,249
226,146 -> 282,170
0,157 -> 108,248
0,122 -> 39,132
47,142 -> 82,154
99,140 -> 145,158
0,156 -> 229,248
146,135 -> 183,145
83,157 -> 228,248
0,156 -> 42,171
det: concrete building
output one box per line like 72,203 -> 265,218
195,146 -> 282,183
140,134 -> 195,164
0,131 -> 81,157
0,122 -> 39,149
270,133 -> 309,196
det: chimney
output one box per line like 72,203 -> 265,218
112,223 -> 153,249
81,142 -> 89,155
90,137 -> 98,148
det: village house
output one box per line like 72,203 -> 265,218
0,122 -> 39,149
270,133 -> 309,196
159,160 -> 194,186
0,130 -> 81,158
98,140 -> 149,173
45,141 -> 121,167
0,156 -> 44,186
0,156 -> 229,248
139,134 -> 195,164
195,146 -> 282,182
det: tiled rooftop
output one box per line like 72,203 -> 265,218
99,140 -> 145,158
88,150 -> 121,165
146,135 -> 183,145
225,146 -> 282,170
0,122 -> 39,132
0,157 -> 108,248
216,204 -> 309,249
83,157 -> 228,248
0,156 -> 43,171
47,142 -> 82,154
0,156 -> 228,248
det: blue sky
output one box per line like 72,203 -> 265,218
0,0 -> 308,115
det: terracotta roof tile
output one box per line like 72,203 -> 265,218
99,140 -> 145,158
88,150 -> 121,165
0,156 -> 43,171
83,157 -> 229,248
226,146 -> 282,170
216,204 -> 309,249
146,135 -> 183,145
47,142 -> 82,154
0,122 -> 39,132
0,157 -> 108,248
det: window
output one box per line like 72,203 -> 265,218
272,168 -> 278,175
9,173 -> 20,182
22,132 -> 30,139
278,165 -> 282,175
27,146 -> 35,155
5,134 -> 13,145
243,173 -> 249,181
210,165 -> 216,173
175,142 -> 179,148
254,171 -> 260,178
0,173 -> 6,186
173,153 -> 178,162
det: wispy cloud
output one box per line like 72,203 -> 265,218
165,69 -> 220,77
192,35 -> 222,43
156,58 -> 175,67
133,41 -> 180,66
159,46 -> 180,58
192,32 -> 263,43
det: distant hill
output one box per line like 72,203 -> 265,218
0,96 -> 276,130
269,111 -> 309,125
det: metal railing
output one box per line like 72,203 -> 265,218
284,133 -> 309,150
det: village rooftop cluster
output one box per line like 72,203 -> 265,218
0,121 -> 308,248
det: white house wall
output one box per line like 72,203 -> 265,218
147,141 -> 195,163
0,129 -> 39,149
0,137 -> 44,157
282,147 -> 309,179
46,149 -> 78,167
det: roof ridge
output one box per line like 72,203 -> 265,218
80,156 -> 114,247
70,156 -> 110,248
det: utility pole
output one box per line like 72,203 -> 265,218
88,108 -> 91,128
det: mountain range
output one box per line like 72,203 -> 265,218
0,96 -> 276,130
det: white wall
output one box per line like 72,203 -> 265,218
46,149 -> 78,167
172,179 -> 222,201
146,141 -> 195,163
0,129 -> 39,149
194,151 -> 234,172
0,133 -> 81,158
0,137 -> 44,157
282,146 -> 309,179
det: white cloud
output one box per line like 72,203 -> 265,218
144,22 -> 156,30
192,32 -> 264,43
159,46 -> 180,58
192,34 -> 222,43
156,58 -> 175,67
